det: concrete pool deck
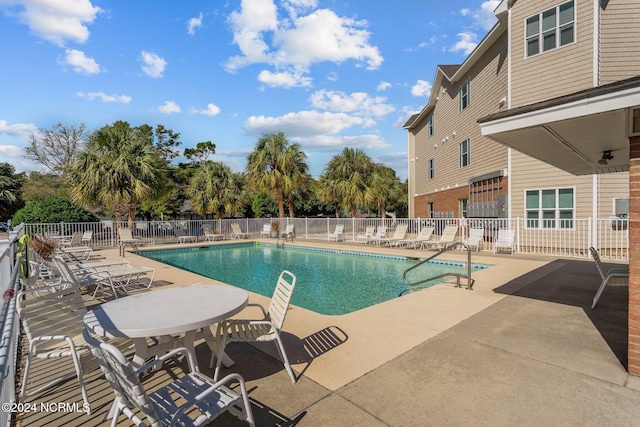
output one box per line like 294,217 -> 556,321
17,238 -> 640,425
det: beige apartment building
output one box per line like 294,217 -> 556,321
404,0 -> 634,227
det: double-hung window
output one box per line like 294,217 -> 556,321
526,1 -> 575,57
525,188 -> 574,229
427,114 -> 434,137
459,139 -> 470,168
459,80 -> 470,111
428,158 -> 435,179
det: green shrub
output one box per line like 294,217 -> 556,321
12,197 -> 99,224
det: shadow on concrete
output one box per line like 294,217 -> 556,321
493,258 -> 628,368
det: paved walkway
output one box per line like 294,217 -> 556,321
17,241 -> 638,426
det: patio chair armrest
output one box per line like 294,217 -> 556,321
169,372 -> 249,426
134,346 -> 198,376
606,267 -> 629,275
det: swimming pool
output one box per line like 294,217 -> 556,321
142,243 -> 490,315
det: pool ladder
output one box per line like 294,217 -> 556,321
402,242 -> 474,293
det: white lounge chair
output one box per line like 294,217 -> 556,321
590,247 -> 629,309
59,231 -> 83,247
213,270 -> 297,384
260,223 -> 271,238
117,228 -> 142,256
422,225 -> 458,249
395,227 -> 434,249
493,229 -> 515,254
203,224 -> 225,241
280,224 -> 295,241
368,226 -> 388,245
230,223 -> 250,239
328,224 -> 345,242
462,227 -> 484,252
17,284 -> 91,410
377,224 -> 408,246
83,329 -> 255,426
174,226 -> 198,243
81,230 -> 93,245
356,226 -> 375,244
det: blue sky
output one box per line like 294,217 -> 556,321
0,0 -> 500,180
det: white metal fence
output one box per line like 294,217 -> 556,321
23,216 -> 629,261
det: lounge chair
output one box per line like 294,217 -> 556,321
462,227 -> 484,252
368,226 -> 388,245
59,231 -> 83,247
590,247 -> 629,309
493,229 -> 515,254
213,270 -> 297,384
117,228 -> 142,256
260,223 -> 271,238
81,230 -> 93,245
203,224 -> 225,241
377,224 -> 408,246
328,224 -> 345,242
174,225 -> 198,243
83,329 -> 255,426
395,227 -> 434,249
230,223 -> 250,239
422,224 -> 458,249
280,224 -> 295,242
356,226 -> 375,244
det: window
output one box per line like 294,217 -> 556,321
428,202 -> 435,218
525,188 -> 574,229
460,199 -> 468,218
526,1 -> 575,57
427,114 -> 434,137
459,80 -> 470,111
459,139 -> 470,168
428,158 -> 435,179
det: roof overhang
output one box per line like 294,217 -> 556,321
478,76 -> 640,175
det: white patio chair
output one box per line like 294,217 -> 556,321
17,284 -> 92,410
421,225 -> 458,250
462,227 -> 484,252
395,227 -> 434,249
82,329 -> 255,426
590,247 -> 629,309
59,231 -> 83,247
493,229 -> 515,254
231,223 -> 250,239
117,228 -> 143,256
328,224 -> 345,242
280,224 -> 295,242
377,224 -> 408,246
368,226 -> 387,245
260,223 -> 271,238
81,230 -> 93,245
356,226 -> 375,244
213,270 -> 298,383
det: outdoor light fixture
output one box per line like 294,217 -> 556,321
598,150 -> 614,165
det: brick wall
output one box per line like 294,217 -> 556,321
629,136 -> 640,374
414,186 -> 470,218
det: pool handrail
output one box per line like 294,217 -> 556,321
402,242 -> 474,291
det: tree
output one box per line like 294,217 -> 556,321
12,196 -> 98,224
68,122 -> 167,227
282,144 -> 310,218
319,147 -> 374,217
184,141 -> 216,166
186,162 -> 245,218
21,171 -> 68,203
370,165 -> 403,218
25,122 -> 87,176
0,163 -> 24,220
246,131 -> 308,218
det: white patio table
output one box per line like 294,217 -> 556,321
83,283 -> 248,370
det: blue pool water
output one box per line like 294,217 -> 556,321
142,243 -> 489,315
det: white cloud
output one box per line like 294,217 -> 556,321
0,144 -> 24,158
60,49 -> 100,74
293,134 -> 390,151
450,31 -> 478,56
0,0 -> 102,46
411,80 -> 432,97
460,8 -> 471,16
377,81 -> 391,91
474,1 -> 500,31
257,70 -> 312,88
140,51 -> 167,78
0,119 -> 37,138
225,1 -> 383,75
77,91 -> 131,103
309,90 -> 394,117
193,103 -> 221,116
245,110 -> 373,138
156,101 -> 181,114
187,12 -> 203,35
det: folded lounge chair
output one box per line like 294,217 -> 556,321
590,247 -> 629,309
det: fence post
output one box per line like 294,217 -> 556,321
515,217 -> 520,253
588,217 -> 593,251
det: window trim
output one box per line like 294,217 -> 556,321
459,138 -> 470,168
459,80 -> 470,111
428,158 -> 435,180
427,114 -> 434,137
524,187 -> 576,230
525,1 -> 575,58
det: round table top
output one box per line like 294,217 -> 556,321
83,284 -> 248,338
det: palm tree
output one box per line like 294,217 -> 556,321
320,148 -> 374,217
246,131 -> 308,218
316,175 -> 342,218
0,163 -> 23,219
186,161 -> 245,218
370,165 -> 402,218
282,144 -> 310,218
69,122 -> 166,227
